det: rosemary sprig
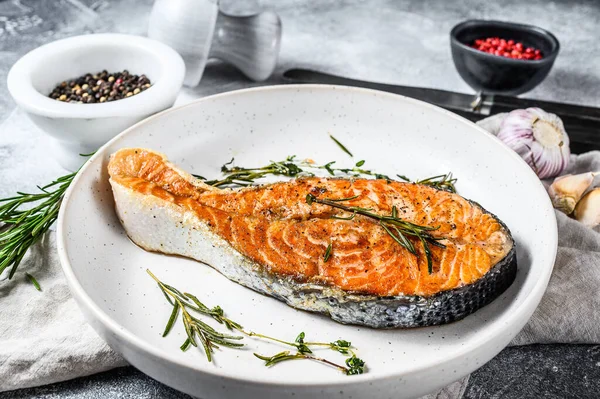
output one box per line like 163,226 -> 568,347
0,171 -> 77,280
149,270 -> 366,375
329,135 -> 353,157
147,270 -> 244,361
306,194 -> 445,274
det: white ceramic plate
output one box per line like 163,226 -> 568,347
57,85 -> 557,399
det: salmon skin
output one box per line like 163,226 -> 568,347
108,148 -> 517,328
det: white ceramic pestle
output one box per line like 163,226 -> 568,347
148,0 -> 282,87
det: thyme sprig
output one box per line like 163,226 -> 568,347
247,332 -> 353,356
299,159 -> 392,180
250,332 -> 364,375
200,157 -> 457,194
305,194 -> 445,274
0,171 -> 77,280
149,270 -> 366,375
255,351 -> 365,375
398,173 -> 457,193
194,156 -> 307,187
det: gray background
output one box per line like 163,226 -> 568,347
1,0 -> 599,398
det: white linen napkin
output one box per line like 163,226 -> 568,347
0,233 -> 127,392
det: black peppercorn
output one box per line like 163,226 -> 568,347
48,69 -> 152,103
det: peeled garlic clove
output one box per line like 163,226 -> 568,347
548,172 -> 598,214
497,108 -> 570,179
574,188 -> 600,228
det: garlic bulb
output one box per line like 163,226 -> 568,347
574,188 -> 600,228
548,172 -> 598,214
497,108 -> 570,179
476,112 -> 507,135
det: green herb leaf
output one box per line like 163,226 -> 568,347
294,332 -> 312,354
374,173 -> 391,180
331,339 -> 351,354
331,212 -> 356,221
332,339 -> 351,348
162,302 -> 180,337
420,235 -> 434,274
380,222 -> 415,254
355,160 -> 365,167
391,225 -> 415,254
254,351 -> 303,367
324,161 -> 336,176
180,338 -> 191,351
183,319 -> 198,348
163,284 -> 186,300
221,158 -> 235,172
25,273 -> 41,292
323,243 -> 333,263
345,355 -> 366,375
329,135 -> 353,157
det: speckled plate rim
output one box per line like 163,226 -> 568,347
56,84 -> 558,387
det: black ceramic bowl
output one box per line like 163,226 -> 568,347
450,20 -> 560,95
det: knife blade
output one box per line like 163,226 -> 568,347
282,68 -> 600,154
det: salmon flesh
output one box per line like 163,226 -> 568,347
108,148 -> 517,328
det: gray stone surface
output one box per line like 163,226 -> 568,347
1,0 -> 600,398
1,367 -> 191,399
3,345 -> 600,399
465,345 -> 600,399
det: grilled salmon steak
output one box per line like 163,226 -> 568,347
108,148 -> 517,328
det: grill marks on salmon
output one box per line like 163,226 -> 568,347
108,148 -> 517,328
